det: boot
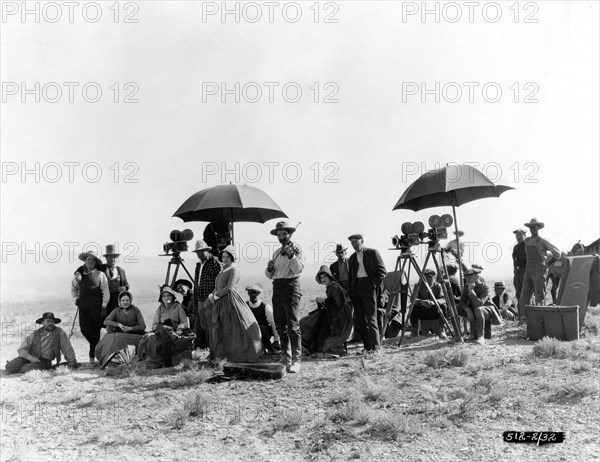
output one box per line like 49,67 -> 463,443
469,322 -> 477,340
279,336 -> 291,367
484,320 -> 492,339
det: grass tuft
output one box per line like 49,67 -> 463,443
424,348 -> 469,369
545,381 -> 598,404
532,337 -> 573,359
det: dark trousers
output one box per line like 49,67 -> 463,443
349,278 -> 380,351
5,356 -> 52,374
258,324 -> 273,351
272,278 -> 302,363
513,267 -> 525,301
193,298 -> 210,350
79,308 -> 102,358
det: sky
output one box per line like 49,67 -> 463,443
1,1 -> 599,302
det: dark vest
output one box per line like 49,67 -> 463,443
248,301 -> 268,325
31,328 -> 62,363
79,270 -> 103,310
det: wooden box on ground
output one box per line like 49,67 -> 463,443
526,305 -> 580,341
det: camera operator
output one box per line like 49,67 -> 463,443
410,269 -> 447,339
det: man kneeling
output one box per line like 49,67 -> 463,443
5,312 -> 78,374
410,269 -> 447,339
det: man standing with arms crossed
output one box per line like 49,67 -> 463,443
265,221 -> 304,373
193,240 -> 222,350
512,228 -> 527,315
347,234 -> 386,354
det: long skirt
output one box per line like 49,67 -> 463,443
95,332 -> 143,367
322,304 -> 353,355
210,290 -> 264,363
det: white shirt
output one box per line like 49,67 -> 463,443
356,249 -> 368,278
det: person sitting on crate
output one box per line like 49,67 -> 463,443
410,269 -> 448,339
5,312 -> 79,374
491,281 -> 519,321
458,268 -> 503,345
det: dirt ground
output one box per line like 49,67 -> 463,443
1,311 -> 599,462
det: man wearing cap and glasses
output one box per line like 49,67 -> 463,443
518,218 -> 563,319
265,221 -> 304,373
347,234 -> 386,354
193,240 -> 222,350
5,313 -> 78,374
512,229 -> 527,304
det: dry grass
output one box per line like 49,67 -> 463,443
545,380 -> 598,404
532,337 -> 574,359
167,390 -> 211,430
424,347 -> 470,369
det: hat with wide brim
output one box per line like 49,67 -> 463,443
270,221 -> 296,236
103,244 -> 120,257
335,244 -> 347,253
246,284 -> 263,293
219,245 -> 236,262
158,285 -> 178,302
36,312 -> 62,324
173,279 -> 193,290
494,281 -> 505,289
513,228 -> 527,235
78,251 -> 103,267
315,265 -> 335,284
524,218 -> 545,229
193,240 -> 212,252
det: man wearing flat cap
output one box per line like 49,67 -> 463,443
459,267 -> 502,344
193,240 -> 222,350
512,229 -> 527,308
265,221 -> 304,373
71,250 -> 110,362
5,313 -> 78,374
347,234 -> 386,354
410,269 -> 448,338
518,218 -> 563,318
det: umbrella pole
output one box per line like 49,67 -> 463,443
452,205 -> 464,290
230,221 -> 235,246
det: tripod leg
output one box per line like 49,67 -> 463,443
398,253 -> 432,346
380,255 -> 408,343
431,253 -> 461,340
438,251 -> 463,340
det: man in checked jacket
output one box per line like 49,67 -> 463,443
192,240 -> 222,350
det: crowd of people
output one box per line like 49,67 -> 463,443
5,217 -> 566,374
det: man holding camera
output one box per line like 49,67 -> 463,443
265,221 -> 304,373
193,240 -> 222,350
347,234 -> 387,354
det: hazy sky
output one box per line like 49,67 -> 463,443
1,1 -> 599,302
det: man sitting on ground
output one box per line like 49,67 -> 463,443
246,284 -> 281,354
410,269 -> 447,339
492,281 -> 518,321
5,312 -> 78,374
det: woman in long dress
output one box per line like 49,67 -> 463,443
209,245 -> 263,363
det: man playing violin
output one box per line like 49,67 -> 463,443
265,221 -> 304,373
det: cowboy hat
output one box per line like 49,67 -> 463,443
219,244 -> 236,262
334,244 -> 347,253
193,240 -> 211,252
78,251 -> 103,267
245,284 -> 263,293
36,312 -> 61,324
270,221 -> 296,236
103,244 -> 120,257
524,218 -> 545,229
315,265 -> 335,284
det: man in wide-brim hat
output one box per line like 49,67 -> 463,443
71,250 -> 110,363
265,220 -> 304,373
192,240 -> 222,351
518,218 -> 563,319
5,313 -> 78,374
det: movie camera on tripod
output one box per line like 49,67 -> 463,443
159,229 -> 195,288
391,214 -> 454,250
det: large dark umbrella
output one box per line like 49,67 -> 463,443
393,164 -> 514,284
173,184 -> 288,243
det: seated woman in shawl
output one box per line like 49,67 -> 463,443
152,286 -> 189,332
209,245 -> 263,363
301,265 -> 353,357
95,291 -> 146,367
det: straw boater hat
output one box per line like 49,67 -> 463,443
270,221 -> 296,236
193,240 -> 211,252
36,312 -> 61,324
78,250 -> 103,267
315,265 -> 335,284
524,218 -> 544,229
103,244 -> 120,257
219,245 -> 236,262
